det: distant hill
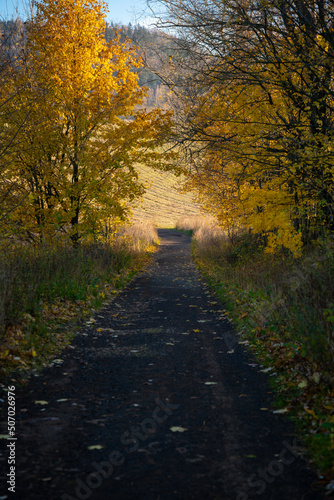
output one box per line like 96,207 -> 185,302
131,165 -> 202,228
105,22 -> 171,108
1,19 -> 169,107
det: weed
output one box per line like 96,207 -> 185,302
177,216 -> 334,479
0,222 -> 159,382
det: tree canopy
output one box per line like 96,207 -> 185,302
150,0 -> 334,254
0,0 -> 175,244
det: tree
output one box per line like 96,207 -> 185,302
0,20 -> 33,232
2,0 -> 175,244
149,0 -> 334,254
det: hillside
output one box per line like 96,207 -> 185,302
131,165 -> 202,227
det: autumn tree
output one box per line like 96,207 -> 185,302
149,0 -> 334,254
0,20 -> 32,232
1,0 -> 174,244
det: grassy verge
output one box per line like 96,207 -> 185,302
176,216 -> 334,489
0,222 -> 159,385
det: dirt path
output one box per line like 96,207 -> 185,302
0,229 -> 324,500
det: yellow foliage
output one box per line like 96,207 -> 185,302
177,29 -> 334,254
0,0 -> 175,244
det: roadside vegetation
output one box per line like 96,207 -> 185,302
0,0 -> 178,383
0,222 -> 159,383
177,216 -> 334,485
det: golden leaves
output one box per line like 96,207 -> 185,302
2,0 -> 175,243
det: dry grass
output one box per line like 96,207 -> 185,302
176,216 -> 334,477
176,215 -> 228,254
0,222 -> 158,332
177,216 -> 334,377
131,166 -> 202,227
118,220 -> 159,252
0,221 -> 159,380
176,215 -> 225,236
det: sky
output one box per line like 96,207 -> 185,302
0,0 -> 157,26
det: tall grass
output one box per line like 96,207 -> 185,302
0,222 -> 158,378
0,222 -> 158,332
178,216 -> 334,380
177,216 -> 334,476
116,220 -> 159,252
175,215 -> 224,239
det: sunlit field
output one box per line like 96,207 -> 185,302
131,165 -> 202,227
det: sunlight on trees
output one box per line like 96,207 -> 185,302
150,0 -> 334,255
0,0 -> 175,245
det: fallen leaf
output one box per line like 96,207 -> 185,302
273,408 -> 288,414
170,426 -> 188,432
87,444 -> 104,450
34,400 -> 48,405
303,406 -> 317,417
205,382 -> 217,385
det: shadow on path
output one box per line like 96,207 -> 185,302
0,229 -> 324,499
